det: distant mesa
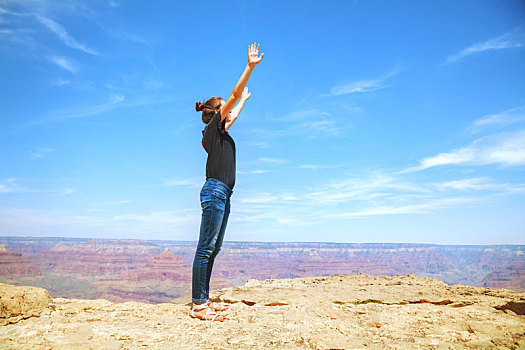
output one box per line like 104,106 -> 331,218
0,245 -> 40,276
122,248 -> 191,281
34,240 -> 163,275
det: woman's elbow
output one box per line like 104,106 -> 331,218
229,91 -> 240,102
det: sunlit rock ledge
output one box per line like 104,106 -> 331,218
1,274 -> 524,349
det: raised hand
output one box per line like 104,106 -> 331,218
241,87 -> 251,101
248,42 -> 264,67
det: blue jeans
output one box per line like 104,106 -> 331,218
192,178 -> 232,303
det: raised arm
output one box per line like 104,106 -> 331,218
220,42 -> 263,122
225,87 -> 251,131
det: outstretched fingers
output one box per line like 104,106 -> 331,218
247,42 -> 264,66
248,42 -> 260,53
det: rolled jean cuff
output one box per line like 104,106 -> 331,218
192,297 -> 209,304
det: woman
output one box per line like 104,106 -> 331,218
191,43 -> 264,321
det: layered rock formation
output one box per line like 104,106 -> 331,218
1,274 -> 524,349
1,237 -> 524,306
482,258 -> 525,291
92,248 -> 194,303
0,245 -> 40,277
33,240 -> 162,275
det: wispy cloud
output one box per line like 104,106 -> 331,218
404,129 -> 525,172
258,157 -> 286,164
435,177 -> 525,194
0,207 -> 106,229
306,172 -> 428,204
0,178 -> 76,195
320,197 -> 474,218
108,1 -> 122,8
93,200 -> 132,206
28,147 -> 54,159
471,106 -> 525,131
328,66 -> 401,96
113,211 -> 197,225
26,94 -> 126,126
36,15 -> 98,55
58,188 -> 78,195
251,142 -> 270,149
280,109 -> 331,121
0,178 -> 20,193
273,117 -> 341,139
50,78 -> 71,86
299,164 -> 342,170
444,26 -> 525,64
237,169 -> 272,175
164,177 -> 203,188
260,105 -> 355,140
48,55 -> 77,73
233,167 -> 525,227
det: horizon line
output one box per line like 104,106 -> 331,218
0,235 -> 523,247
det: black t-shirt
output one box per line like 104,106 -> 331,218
202,110 -> 236,189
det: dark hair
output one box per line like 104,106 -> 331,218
196,96 -> 223,124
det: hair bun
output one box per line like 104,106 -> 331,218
195,101 -> 204,112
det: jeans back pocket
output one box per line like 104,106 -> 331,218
213,190 -> 227,201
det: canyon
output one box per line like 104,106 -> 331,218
0,236 -> 523,304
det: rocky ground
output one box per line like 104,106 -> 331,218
1,274 -> 524,349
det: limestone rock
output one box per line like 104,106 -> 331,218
1,274 -> 524,349
0,283 -> 51,325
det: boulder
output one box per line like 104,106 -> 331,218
0,283 -> 52,325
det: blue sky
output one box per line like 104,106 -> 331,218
1,0 -> 524,244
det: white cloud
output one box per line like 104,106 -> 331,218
258,157 -> 286,164
29,147 -> 54,158
59,188 -> 78,195
233,165 -> 525,229
436,177 -> 492,191
0,207 -> 105,228
113,211 -> 196,225
267,108 -> 344,139
36,15 -> 98,55
50,78 -> 71,86
164,177 -> 203,188
328,67 -> 401,96
26,94 -> 126,125
108,1 -> 122,8
472,106 -> 525,130
282,109 -> 331,121
251,142 -> 270,149
237,169 -> 272,175
307,172 -> 428,204
0,178 -> 19,193
93,200 -> 132,206
321,197 -> 475,218
404,129 -> 525,172
444,26 -> 525,64
238,192 -> 279,204
48,56 -> 77,73
299,164 -> 342,170
0,178 -> 77,195
435,177 -> 525,194
274,118 -> 340,138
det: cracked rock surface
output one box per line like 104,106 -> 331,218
0,283 -> 51,326
1,274 -> 524,349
